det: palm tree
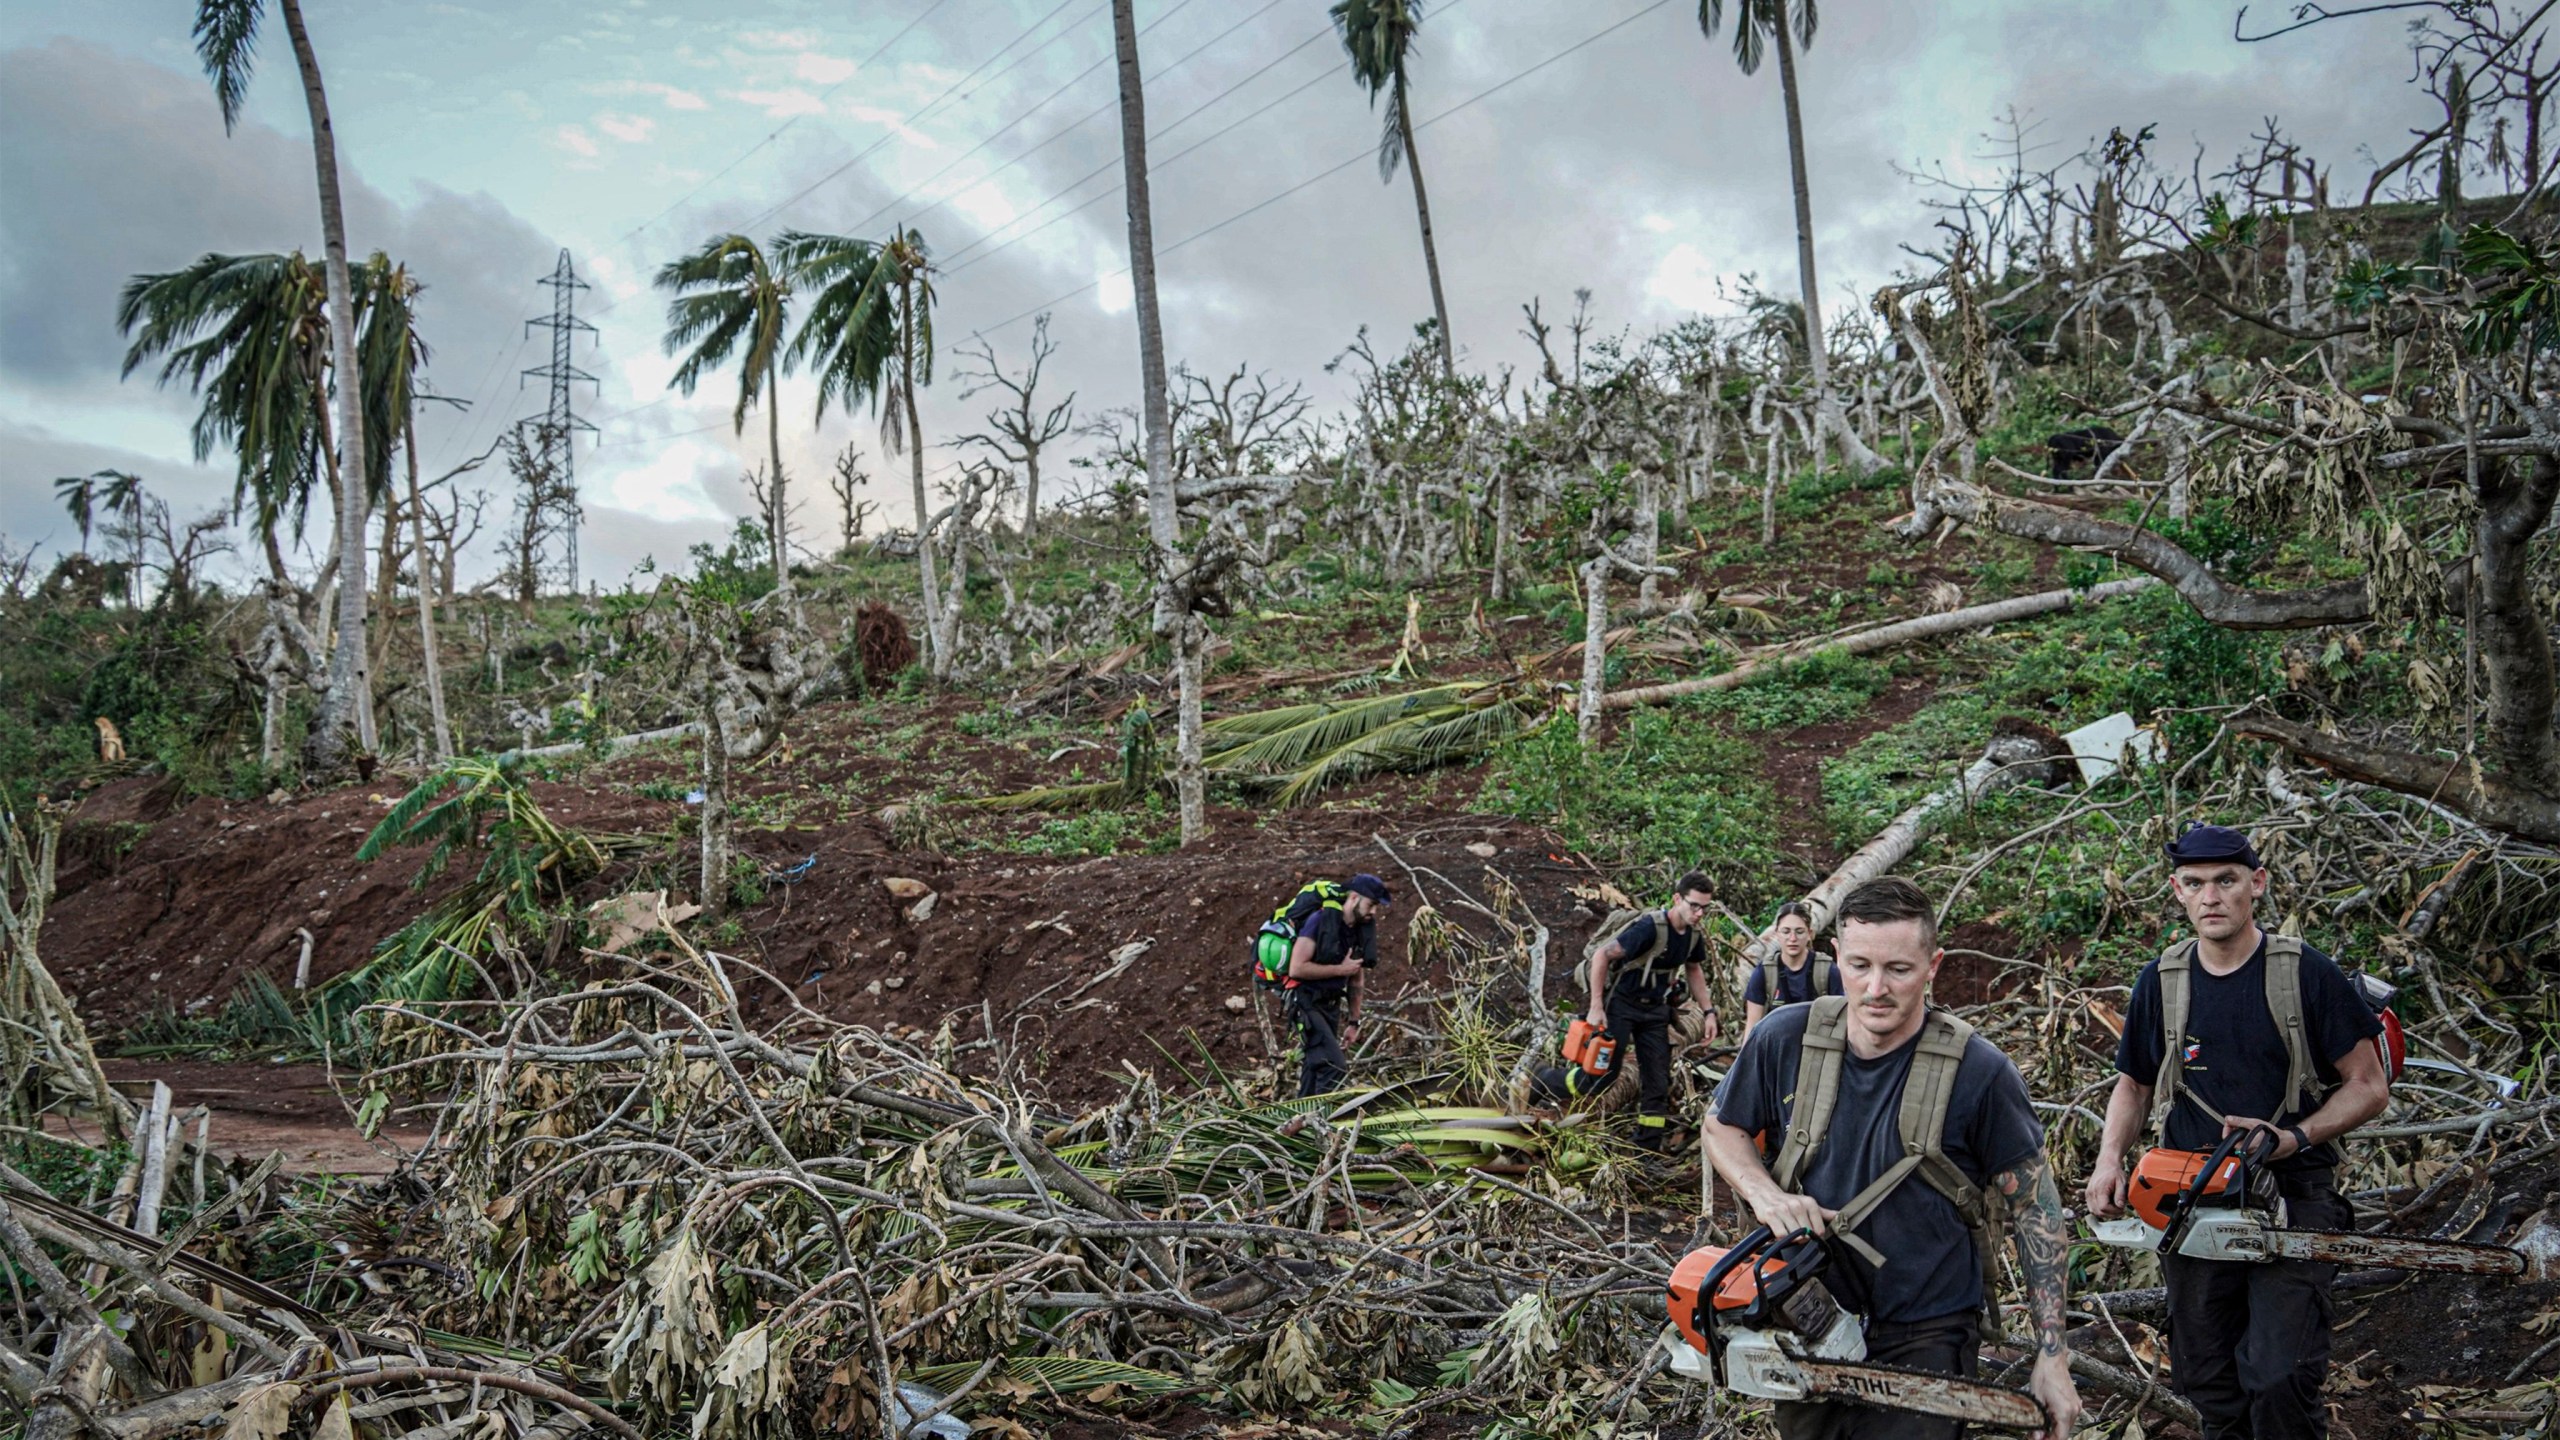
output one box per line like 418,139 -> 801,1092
355,256 -> 452,758
1697,0 -> 1887,475
881,230 -> 943,676
656,234 -> 793,592
1332,0 -> 1455,379
118,251 -> 333,582
1114,0 -> 1205,843
52,471 -> 147,606
196,0 -> 375,773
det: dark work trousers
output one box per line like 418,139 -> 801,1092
2162,1169 -> 2351,1440
1773,1312 -> 1981,1440
1611,994 -> 1676,1147
1290,988 -> 1350,1098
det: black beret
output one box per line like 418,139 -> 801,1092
2164,822 -> 2261,870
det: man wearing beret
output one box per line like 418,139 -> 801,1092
1284,872 -> 1392,1097
2083,823 -> 2390,1440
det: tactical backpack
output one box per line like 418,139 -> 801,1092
1253,880 -> 1346,990
2150,933 -> 2402,1135
1757,953 -> 1836,1009
1771,996 -> 2007,1338
1578,907 -> 1680,1004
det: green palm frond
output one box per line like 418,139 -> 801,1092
118,251 -> 331,541
1201,683 -> 1484,760
192,0 -> 264,133
656,234 -> 789,434
776,230 -> 899,422
1263,693 -> 1533,807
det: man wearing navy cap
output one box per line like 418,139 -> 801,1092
2083,823 -> 2390,1440
1284,872 -> 1392,1097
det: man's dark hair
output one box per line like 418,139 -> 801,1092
1674,871 -> 1714,901
1835,876 -> 1937,951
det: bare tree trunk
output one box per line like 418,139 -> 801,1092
1635,465 -> 1663,607
1606,578 -> 2156,710
405,422 -> 451,760
1115,0 -> 1204,844
699,709 -> 731,918
1578,556 -> 1609,744
1489,464 -> 1513,603
1770,10 -> 1886,477
1024,446 -> 1042,543
1396,69 -> 1456,379
766,349 -> 790,592
1760,427 -> 1784,546
904,277 -> 941,678
281,0 -> 370,778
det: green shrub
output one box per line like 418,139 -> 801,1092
1480,711 -> 1785,905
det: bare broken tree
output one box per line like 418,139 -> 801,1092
827,440 -> 876,556
954,314 -> 1075,543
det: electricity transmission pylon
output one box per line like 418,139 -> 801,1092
521,249 -> 598,591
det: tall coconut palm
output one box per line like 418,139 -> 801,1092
53,471 -> 147,605
1114,0 -> 1205,844
1698,0 -> 1886,475
1332,0 -> 1455,379
656,234 -> 793,592
118,251 -> 333,582
196,0 -> 374,772
879,230 -> 943,676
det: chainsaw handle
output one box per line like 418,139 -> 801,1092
1693,1224 -> 1829,1338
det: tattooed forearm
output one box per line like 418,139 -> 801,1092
1997,1153 -> 2070,1360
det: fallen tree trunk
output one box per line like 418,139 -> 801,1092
1602,578 -> 2156,710
2233,712 -> 2560,846
1785,733 -> 2071,941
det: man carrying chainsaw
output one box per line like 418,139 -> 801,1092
1283,872 -> 1393,1097
1554,873 -> 1723,1149
2085,823 -> 2391,1440
1702,877 -> 2081,1440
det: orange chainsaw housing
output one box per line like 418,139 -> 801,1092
2128,1147 -> 2243,1229
1562,1019 -> 1619,1078
1666,1243 -> 1782,1353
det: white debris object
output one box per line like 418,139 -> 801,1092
2063,711 -> 2160,788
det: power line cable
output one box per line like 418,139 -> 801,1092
964,0 -> 1678,340
938,8 -> 1354,270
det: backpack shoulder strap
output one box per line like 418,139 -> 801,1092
2151,939 -> 2219,1133
1827,1010 -> 1984,1265
1769,997 -> 1851,1195
2264,934 -> 2318,1116
1812,956 -> 1834,996
1758,953 -> 1781,1005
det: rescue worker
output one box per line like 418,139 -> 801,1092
2084,823 -> 2389,1440
1285,872 -> 1392,1097
1704,877 -> 2082,1440
1562,873 -> 1722,1149
1740,900 -> 1842,1040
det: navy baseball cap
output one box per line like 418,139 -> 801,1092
2164,821 -> 2262,870
1347,873 -> 1394,905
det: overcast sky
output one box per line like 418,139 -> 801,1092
0,0 -> 2437,588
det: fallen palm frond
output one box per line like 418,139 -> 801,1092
330,756 -> 626,1020
968,679 -> 1545,813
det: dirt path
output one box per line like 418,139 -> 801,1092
49,1059 -> 429,1176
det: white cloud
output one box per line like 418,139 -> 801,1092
1644,243 -> 1721,314
555,124 -> 600,158
597,111 -> 656,143
1641,212 -> 1676,233
737,87 -> 828,117
1094,264 -> 1133,316
841,102 -> 937,148
598,440 -> 729,524
628,80 -> 707,111
794,52 -> 857,85
739,29 -> 817,50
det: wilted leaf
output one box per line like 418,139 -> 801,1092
220,1382 -> 301,1440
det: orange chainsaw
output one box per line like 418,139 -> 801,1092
2092,1128 -> 2529,1274
1665,1226 -> 2049,1430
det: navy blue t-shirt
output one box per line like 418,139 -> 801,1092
1714,1005 -> 2044,1324
1604,914 -> 1706,1005
1291,906 -> 1377,999
2114,933 -> 2380,1171
1744,956 -> 1845,1008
